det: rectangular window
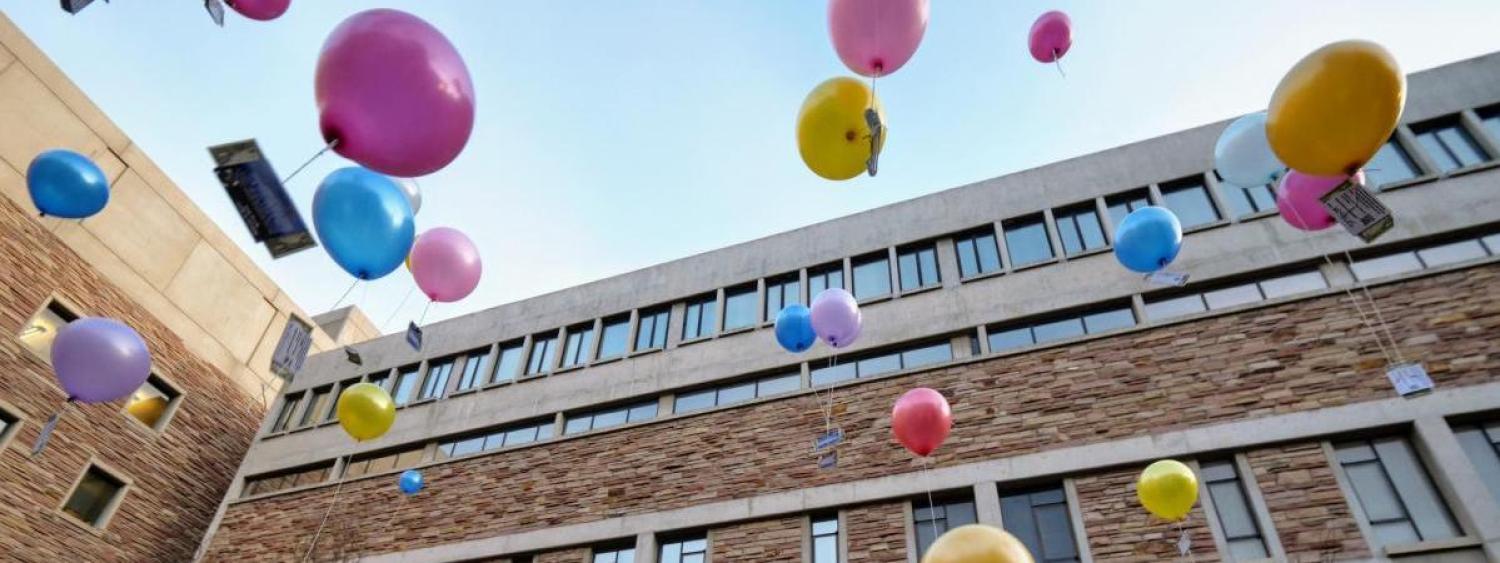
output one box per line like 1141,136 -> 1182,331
659,535 -> 707,563
851,252 -> 892,300
1257,270 -> 1328,299
1413,118 -> 1489,172
1365,139 -> 1422,189
1454,421 -> 1500,506
125,374 -> 181,431
526,334 -> 557,375
1143,294 -> 1207,322
17,300 -> 78,363
1351,235 -> 1498,281
561,323 -> 596,368
1351,251 -> 1424,281
1053,204 -> 1107,256
1160,177 -> 1221,229
897,243 -> 941,291
1333,437 -> 1461,550
989,305 -> 1136,352
812,341 -> 953,385
756,372 -> 801,396
455,348 -> 490,392
63,465 -> 126,527
765,273 -> 802,321
1214,171 -> 1277,219
435,420 -> 554,459
391,365 -> 421,406
271,392 -> 302,432
1000,486 -> 1081,562
674,371 -> 801,414
1203,282 -> 1263,310
723,285 -> 758,331
566,401 -> 658,435
241,463 -> 332,498
296,385 -> 332,428
953,228 -> 1002,278
811,515 -> 840,563
636,307 -> 671,351
673,388 -> 717,413
1003,215 -> 1054,268
1105,190 -> 1151,233
491,341 -> 523,384
0,408 -> 17,447
367,371 -> 390,392
592,546 -> 636,563
1481,106 -> 1500,144
1416,239 -> 1488,268
419,357 -> 455,401
682,294 -> 718,340
914,496 -> 977,559
1201,460 -> 1270,560
597,315 -> 631,360
326,379 -> 358,422
344,445 -> 426,478
807,262 -> 846,299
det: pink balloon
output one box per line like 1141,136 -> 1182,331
1276,170 -> 1365,231
1028,11 -> 1072,63
828,0 -> 930,77
316,9 -> 476,178
410,227 -> 482,303
892,387 -> 951,457
227,0 -> 290,21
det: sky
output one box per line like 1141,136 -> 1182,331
5,1 -> 1500,332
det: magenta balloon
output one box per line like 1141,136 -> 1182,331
315,9 -> 476,177
810,288 -> 862,349
51,318 -> 152,404
828,0 -> 930,77
891,387 -> 952,457
410,227 -> 482,303
1028,10 -> 1072,63
227,0 -> 290,21
1277,170 -> 1365,231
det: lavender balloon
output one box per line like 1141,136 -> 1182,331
50,318 -> 152,404
810,288 -> 862,349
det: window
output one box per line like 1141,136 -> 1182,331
326,379 -> 358,422
418,358 -> 454,401
367,370 -> 390,391
673,372 -> 801,414
897,243 -> 941,291
987,305 -> 1136,352
561,323 -> 596,368
526,333 -> 557,375
125,374 -> 181,431
954,228 -> 1002,278
1480,106 -> 1500,144
564,400 -> 658,435
1003,215 -> 1053,268
636,307 -> 671,351
62,464 -> 126,528
811,341 -> 953,386
913,496 -> 977,559
807,262 -> 846,299
1201,460 -> 1270,560
241,462 -> 332,498
1365,139 -> 1421,189
17,300 -> 78,363
723,285 -> 757,331
435,419 -> 555,459
1214,171 -> 1276,219
455,348 -> 490,392
492,341 -> 523,384
1350,234 -> 1498,281
682,294 -> 717,340
296,385 -> 331,429
1412,118 -> 1489,172
1053,204 -> 1107,256
1143,270 -> 1327,321
592,545 -> 636,563
658,535 -> 707,563
1105,190 -> 1151,233
391,364 -> 421,406
597,315 -> 631,360
811,515 -> 839,563
1000,486 -> 1080,563
344,445 -> 427,478
765,273 -> 802,321
1333,437 -> 1461,550
1160,177 -> 1221,229
0,407 -> 19,449
851,252 -> 892,300
271,392 -> 302,432
1454,421 -> 1500,506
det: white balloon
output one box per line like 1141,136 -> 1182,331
1214,112 -> 1285,187
395,177 -> 422,215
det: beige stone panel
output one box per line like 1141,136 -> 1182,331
77,169 -> 198,289
0,41 -> 15,74
0,65 -> 123,183
165,240 -> 277,363
0,13 -> 130,152
271,289 -> 337,353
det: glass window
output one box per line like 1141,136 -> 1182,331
1413,119 -> 1489,172
1054,205 -> 1107,256
1486,234 -> 1500,255
591,407 -> 629,430
1203,283 -> 1264,310
901,342 -> 953,369
564,415 -> 592,435
1334,437 -> 1461,550
807,263 -> 846,299
1351,251 -> 1423,281
723,285 -> 757,331
367,371 -> 390,391
897,244 -> 941,291
526,334 -> 557,375
659,536 -> 707,563
455,348 -> 489,391
716,381 -> 756,405
1082,308 -> 1135,334
17,300 -> 77,363
757,372 -> 801,396
674,389 -> 717,413
561,324 -> 596,368
1480,107 -> 1500,144
1105,190 -> 1152,233
242,464 -> 332,498
295,385 -> 330,429
63,465 -> 125,527
324,380 -> 355,423
503,425 -> 539,446
593,547 -> 636,563
597,316 -> 630,360
810,363 -> 857,386
636,307 -> 671,351
988,326 -> 1034,352
1417,239 -> 1488,268
765,274 -> 802,321
272,392 -> 302,432
0,409 -> 16,443
954,228 -> 1003,278
1214,171 -> 1277,219
1160,178 -> 1221,229
391,365 -> 421,406
492,341 -> 523,384
1258,270 -> 1328,299
1365,140 -> 1421,189
628,401 -> 658,422
1454,422 -> 1500,506
1032,318 -> 1084,344
851,253 -> 892,300
438,434 -> 485,459
1000,486 -> 1080,563
1201,460 -> 1270,560
1004,216 -> 1054,268
683,295 -> 717,340
125,374 -> 180,430
419,358 -> 455,400
856,353 -> 901,377
914,497 -> 977,559
1144,294 -> 1207,321
811,515 -> 840,563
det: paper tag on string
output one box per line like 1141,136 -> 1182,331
343,347 -> 363,366
1386,362 -> 1434,397
1320,180 -> 1393,243
817,451 -> 838,470
864,108 -> 883,177
208,139 -> 316,258
815,428 -> 844,451
31,411 -> 63,456
406,322 -> 424,351
1176,529 -> 1192,556
204,0 -> 225,26
1145,271 -> 1190,287
61,0 -> 99,14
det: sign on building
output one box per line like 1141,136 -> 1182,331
1320,179 -> 1394,243
209,139 -> 317,258
270,317 -> 314,381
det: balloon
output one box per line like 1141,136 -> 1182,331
1215,112 -> 1284,187
409,227 -> 482,303
1276,170 -> 1366,231
226,0 -> 290,21
336,383 -> 395,441
398,469 -> 424,495
27,149 -> 109,219
774,304 -> 817,353
394,177 -> 422,215
316,9 -> 476,177
1138,459 -> 1199,521
312,167 -> 416,280
809,288 -> 862,348
891,387 -> 951,457
1027,11 -> 1072,63
797,77 -> 885,181
827,0 -> 929,77
51,318 -> 152,404
1267,40 -> 1405,176
921,525 -> 1034,563
1113,207 -> 1182,273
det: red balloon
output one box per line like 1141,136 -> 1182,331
892,387 -> 952,457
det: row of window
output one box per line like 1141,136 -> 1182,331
1349,232 -> 1500,282
673,371 -> 801,414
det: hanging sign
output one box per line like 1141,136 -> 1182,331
406,322 -> 424,351
1320,180 -> 1394,243
1386,362 -> 1434,397
817,451 -> 839,470
1145,271 -> 1190,287
61,0 -> 101,14
815,428 -> 844,451
204,0 -> 225,26
864,108 -> 883,177
209,139 -> 317,258
269,317 -> 313,381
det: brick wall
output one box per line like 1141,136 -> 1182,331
844,502 -> 908,563
711,516 -> 803,562
205,263 -> 1500,560
1246,442 -> 1370,561
1074,467 -> 1219,562
534,546 -> 588,563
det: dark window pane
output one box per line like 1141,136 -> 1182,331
526,336 -> 556,375
1004,218 -> 1053,267
808,264 -> 845,299
297,386 -> 330,428
1001,494 -> 1043,559
63,467 -> 123,526
674,389 -> 717,413
562,326 -> 595,367
1161,180 -> 1221,228
765,276 -> 801,321
1366,141 -> 1421,189
1033,318 -> 1084,344
418,361 -> 452,400
756,373 -> 801,397
897,246 -> 940,291
1082,308 -> 1134,334
456,350 -> 488,391
988,327 -> 1034,352
598,317 -> 630,359
1208,480 -> 1259,538
954,231 -> 1002,278
636,309 -> 670,351
1371,438 -> 1460,541
717,382 -> 755,405
683,297 -> 717,340
901,343 -> 952,369
492,343 -> 523,384
852,255 -> 891,300
723,287 -> 757,331
1035,503 -> 1077,559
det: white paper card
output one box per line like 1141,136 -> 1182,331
1145,271 -> 1190,287
1386,362 -> 1434,397
1321,180 -> 1394,243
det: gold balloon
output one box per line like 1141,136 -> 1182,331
922,525 -> 1034,563
1266,40 -> 1405,175
126,396 -> 168,428
1137,459 -> 1199,521
797,77 -> 885,181
336,382 -> 395,442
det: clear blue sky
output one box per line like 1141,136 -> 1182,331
6,1 -> 1499,330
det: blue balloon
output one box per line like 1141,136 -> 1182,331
313,167 -> 415,280
398,469 -> 424,495
774,304 -> 817,353
1114,206 -> 1183,273
27,149 -> 109,219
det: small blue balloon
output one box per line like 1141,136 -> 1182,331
398,469 -> 424,495
313,167 -> 415,280
27,149 -> 109,219
1114,206 -> 1183,273
774,304 -> 817,353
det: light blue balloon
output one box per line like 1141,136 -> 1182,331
1214,112 -> 1285,187
313,167 -> 415,280
774,304 -> 817,353
398,469 -> 424,495
27,149 -> 109,219
1114,206 -> 1183,273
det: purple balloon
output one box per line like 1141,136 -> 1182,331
227,0 -> 290,21
810,288 -> 862,349
316,9 -> 476,178
51,318 -> 152,404
410,227 -> 482,303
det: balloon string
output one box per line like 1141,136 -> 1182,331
281,138 -> 339,187
920,456 -> 939,549
327,279 -> 360,315
380,284 -> 418,333
1053,49 -> 1066,78
302,447 -> 353,562
417,300 -> 434,326
1342,249 -> 1407,364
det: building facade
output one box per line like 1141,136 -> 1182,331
205,55 -> 1500,562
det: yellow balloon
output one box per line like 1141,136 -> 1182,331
405,253 -> 413,272
922,525 -> 1034,563
1137,459 -> 1199,521
1266,40 -> 1405,175
336,383 -> 395,442
797,77 -> 885,181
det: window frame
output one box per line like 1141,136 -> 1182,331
721,283 -> 759,333
998,483 -> 1084,563
590,542 -> 638,563
658,533 -> 709,563
1326,437 -> 1466,553
122,372 -> 185,433
58,459 -> 130,530
1410,115 -> 1491,173
912,493 -> 979,560
560,322 -> 598,369
636,306 -> 672,352
490,340 -> 525,385
270,391 -> 304,434
525,332 -> 559,376
806,262 -> 846,302
896,242 -> 942,293
1197,456 -> 1283,562
1104,189 -> 1153,238
1211,170 -> 1278,220
0,400 -> 23,453
682,294 -> 719,341
15,296 -> 82,365
764,272 -> 802,323
1052,202 -> 1109,256
952,226 -> 1003,280
454,347 -> 492,393
1158,175 -> 1224,231
390,364 -> 423,406
850,251 -> 893,301
1001,214 -> 1056,269
808,512 -> 844,563
596,314 -> 632,361
418,356 -> 457,401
